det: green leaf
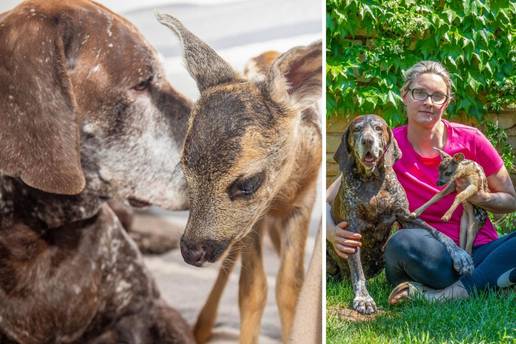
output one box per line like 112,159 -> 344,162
447,55 -> 457,68
467,73 -> 481,92
443,9 -> 457,24
479,29 -> 489,45
463,0 -> 471,16
485,62 -> 493,76
362,4 -> 376,22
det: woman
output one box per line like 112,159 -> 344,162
327,61 -> 516,302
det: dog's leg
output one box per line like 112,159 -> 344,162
276,204 -> 311,341
442,185 -> 478,221
412,182 -> 455,217
239,223 -> 267,344
348,248 -> 376,314
194,245 -> 240,343
402,216 -> 474,275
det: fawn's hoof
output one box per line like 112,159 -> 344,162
441,213 -> 452,222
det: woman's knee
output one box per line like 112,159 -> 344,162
384,228 -> 429,264
384,228 -> 457,288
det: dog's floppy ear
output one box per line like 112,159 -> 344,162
266,40 -> 322,113
333,125 -> 352,173
156,13 -> 239,92
384,127 -> 402,167
0,13 -> 85,195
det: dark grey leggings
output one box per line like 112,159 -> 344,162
384,228 -> 516,292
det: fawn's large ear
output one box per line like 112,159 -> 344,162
434,147 -> 451,160
0,10 -> 85,195
267,40 -> 322,113
156,13 -> 239,92
384,127 -> 402,167
333,124 -> 353,173
453,152 -> 465,162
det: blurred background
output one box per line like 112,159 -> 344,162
0,1 -> 323,343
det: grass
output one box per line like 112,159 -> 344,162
326,273 -> 516,344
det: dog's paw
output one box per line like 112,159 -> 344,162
450,247 -> 474,275
353,295 -> 377,314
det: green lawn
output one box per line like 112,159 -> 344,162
326,273 -> 515,344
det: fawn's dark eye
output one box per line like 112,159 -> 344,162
228,172 -> 265,201
132,75 -> 153,91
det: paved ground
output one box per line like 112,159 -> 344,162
1,1 -> 323,342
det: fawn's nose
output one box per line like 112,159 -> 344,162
180,237 -> 231,267
180,237 -> 206,267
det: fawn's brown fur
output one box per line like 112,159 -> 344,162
412,148 -> 489,254
157,14 -> 322,344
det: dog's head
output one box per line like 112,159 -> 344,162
0,1 -> 191,214
157,14 -> 321,266
434,147 -> 464,186
334,115 -> 401,177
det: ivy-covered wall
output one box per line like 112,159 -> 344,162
326,0 -> 515,125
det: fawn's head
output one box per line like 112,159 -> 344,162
157,14 -> 321,266
434,147 -> 464,186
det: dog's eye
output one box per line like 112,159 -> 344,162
374,125 -> 382,131
228,172 -> 265,200
132,76 -> 153,91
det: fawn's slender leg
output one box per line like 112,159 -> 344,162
463,203 -> 478,254
275,204 -> 311,342
239,223 -> 267,344
413,182 -> 455,217
267,219 -> 282,255
194,245 -> 240,343
442,185 -> 478,221
459,203 -> 472,250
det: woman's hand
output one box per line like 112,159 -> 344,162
331,222 -> 362,259
326,207 -> 362,259
326,175 -> 362,259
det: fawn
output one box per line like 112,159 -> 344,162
157,14 -> 322,344
412,148 -> 488,254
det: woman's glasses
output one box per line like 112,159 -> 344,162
410,88 -> 448,105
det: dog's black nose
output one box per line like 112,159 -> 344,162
361,135 -> 374,146
180,237 -> 206,267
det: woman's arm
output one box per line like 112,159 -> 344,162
457,165 -> 516,213
326,176 -> 362,259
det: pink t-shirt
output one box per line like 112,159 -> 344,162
393,120 -> 503,247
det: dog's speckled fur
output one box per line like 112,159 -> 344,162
0,1 -> 194,343
328,115 -> 474,314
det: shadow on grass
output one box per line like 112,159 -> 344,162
326,273 -> 515,344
